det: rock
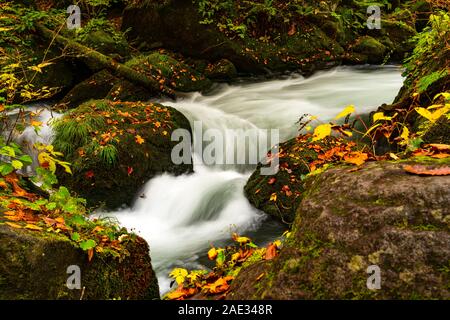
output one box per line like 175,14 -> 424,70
0,224 -> 159,299
244,136 -> 357,224
122,0 -> 343,74
53,100 -> 193,208
351,36 -> 387,64
230,158 -> 450,299
106,79 -> 152,102
59,70 -> 118,109
80,29 -> 130,59
125,52 -> 212,92
205,59 -> 238,81
420,116 -> 450,145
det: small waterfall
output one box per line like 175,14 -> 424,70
105,66 -> 404,294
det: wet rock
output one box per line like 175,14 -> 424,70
230,159 -> 450,299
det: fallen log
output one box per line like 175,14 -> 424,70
34,23 -> 176,99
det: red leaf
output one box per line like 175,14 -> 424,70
127,166 -> 134,176
268,178 -> 276,185
85,171 -> 95,179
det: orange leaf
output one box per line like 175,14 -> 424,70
344,152 -> 368,166
88,248 -> 94,262
135,135 -> 145,144
404,165 -> 450,176
265,243 -> 278,260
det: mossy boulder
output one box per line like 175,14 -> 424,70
80,29 -> 130,59
244,135 -> 359,224
0,224 -> 159,299
53,99 -> 193,208
59,70 -> 153,109
351,36 -> 387,64
59,70 -> 118,109
125,52 -> 212,92
122,0 -> 344,74
205,59 -> 238,81
230,158 -> 450,299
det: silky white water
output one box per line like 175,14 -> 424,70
104,66 -> 404,294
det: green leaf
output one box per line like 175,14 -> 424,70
19,155 -> 33,165
45,202 -> 57,210
67,214 -> 88,227
79,239 -> 96,251
11,160 -> 23,170
216,249 -> 226,267
71,232 -> 80,242
0,163 -> 14,176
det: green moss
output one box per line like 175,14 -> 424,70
125,52 -> 212,92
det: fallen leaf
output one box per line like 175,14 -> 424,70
135,135 -> 145,144
5,222 -> 22,229
404,164 -> 450,176
25,224 -> 42,231
344,152 -> 368,166
265,243 -> 278,260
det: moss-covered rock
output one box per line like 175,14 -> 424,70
53,99 -> 193,208
230,158 -> 450,299
0,224 -> 159,299
80,29 -> 130,59
205,59 -> 238,81
351,36 -> 387,64
59,70 -> 118,109
244,135 -> 360,224
122,0 -> 344,75
125,52 -> 212,92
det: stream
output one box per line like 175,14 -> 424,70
105,65 -> 404,294
14,65 -> 404,296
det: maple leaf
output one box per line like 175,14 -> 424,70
135,135 -> 145,144
344,152 -> 368,166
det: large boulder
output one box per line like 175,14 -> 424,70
230,158 -> 450,299
53,99 -> 193,208
125,52 -> 212,92
0,224 -> 159,299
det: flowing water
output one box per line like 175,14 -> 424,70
104,66 -> 404,294
12,66 -> 404,295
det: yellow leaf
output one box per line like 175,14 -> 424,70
28,66 -> 42,73
372,112 -> 392,122
207,247 -> 217,260
389,153 -> 399,160
25,224 -> 43,231
5,222 -> 22,229
415,107 -> 434,122
0,27 -> 12,32
334,105 -> 355,120
31,120 -> 42,127
135,135 -> 145,144
312,124 -> 332,141
169,268 -> 188,285
399,126 -> 409,145
269,192 -> 277,202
